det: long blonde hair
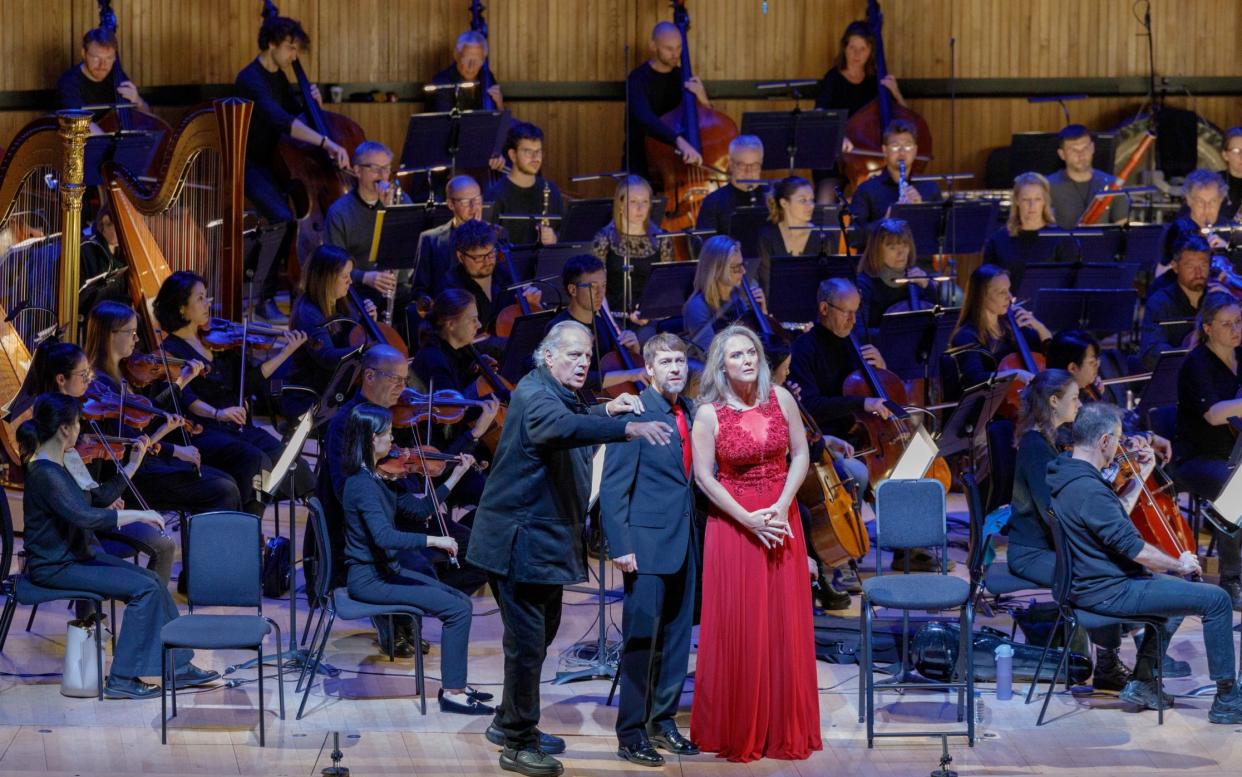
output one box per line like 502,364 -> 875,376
693,235 -> 742,311
611,174 -> 654,235
698,324 -> 772,406
1006,172 -> 1057,236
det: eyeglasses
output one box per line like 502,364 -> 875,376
370,369 -> 406,384
450,195 -> 483,206
885,144 -> 916,153
824,301 -> 859,319
113,328 -> 139,339
70,368 -> 93,380
356,162 -> 393,174
460,248 -> 496,262
1225,148 -> 1242,157
514,148 -> 543,158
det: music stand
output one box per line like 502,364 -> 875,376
876,308 -> 939,382
1067,227 -> 1124,262
927,307 -> 963,379
764,255 -> 855,323
635,261 -> 698,320
1133,348 -> 1189,426
259,409 -> 316,656
1033,288 -> 1137,334
888,202 -> 945,257
1015,263 -> 1076,303
84,131 -> 162,185
1008,131 -> 1116,177
740,109 -> 846,174
1074,262 -> 1140,290
557,198 -> 667,242
243,222 -> 289,318
887,425 -> 941,482
399,110 -> 509,175
505,244 -> 538,283
369,204 -> 436,285
532,242 -> 593,282
941,200 -> 999,255
727,205 -> 770,259
938,376 -> 1017,459
1123,223 -> 1167,270
500,309 -> 559,384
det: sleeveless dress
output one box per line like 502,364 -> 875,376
690,391 -> 822,762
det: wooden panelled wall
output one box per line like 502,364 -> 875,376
4,0 -> 1242,194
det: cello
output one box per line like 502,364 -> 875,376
996,302 -> 1045,420
795,398 -> 869,568
840,0 -> 934,187
645,1 -> 738,237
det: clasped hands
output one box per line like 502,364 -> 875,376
742,502 -> 793,549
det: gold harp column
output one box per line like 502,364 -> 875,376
56,109 -> 91,344
213,97 -> 253,322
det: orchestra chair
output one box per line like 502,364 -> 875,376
0,484 -> 106,700
1027,508 -> 1167,725
159,511 -> 284,746
963,472 -> 1045,628
859,478 -> 975,747
295,498 -> 426,720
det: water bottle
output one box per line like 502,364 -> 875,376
994,643 -> 1014,701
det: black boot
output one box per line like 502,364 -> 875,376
814,575 -> 851,611
1091,647 -> 1132,692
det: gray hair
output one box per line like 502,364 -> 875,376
697,325 -> 772,406
1184,168 -> 1227,198
352,140 -> 392,165
817,276 -> 857,306
1070,402 -> 1123,448
538,320 -> 592,366
728,134 -> 764,160
454,31 -> 487,55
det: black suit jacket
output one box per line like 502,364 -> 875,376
599,386 -> 696,575
413,221 -> 455,299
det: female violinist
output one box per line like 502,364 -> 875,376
682,236 -> 767,351
948,264 -> 1052,396
855,218 -> 934,332
755,176 -> 827,295
547,255 -> 646,395
982,172 -> 1077,292
152,270 -> 311,516
1009,369 -> 1134,690
591,175 -> 673,319
78,204 -> 130,317
1175,291 -> 1242,607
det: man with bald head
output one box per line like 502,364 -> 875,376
624,21 -> 709,180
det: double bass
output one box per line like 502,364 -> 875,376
840,0 -> 934,187
645,1 -> 738,236
94,0 -> 174,166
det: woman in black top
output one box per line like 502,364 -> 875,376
152,271 -> 310,515
982,172 -> 1075,293
1176,292 -> 1242,601
590,175 -> 673,317
288,245 -> 364,417
18,392 -> 214,699
948,264 -> 1051,395
755,176 -> 828,295
682,235 -> 765,351
340,402 -> 491,715
855,218 -> 934,332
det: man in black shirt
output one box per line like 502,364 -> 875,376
1139,235 -> 1209,370
486,122 -> 563,247
1153,170 -> 1234,288
624,21 -> 707,178
694,134 -> 768,236
1048,402 -> 1242,721
234,12 -> 349,324
849,119 -> 941,229
443,219 -> 534,336
426,31 -> 502,113
56,27 -> 148,127
546,255 -> 645,395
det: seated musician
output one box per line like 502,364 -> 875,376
855,218 -> 935,333
1008,370 -> 1134,691
591,175 -> 673,319
1222,128 -> 1242,221
982,172 -> 1076,292
56,27 -> 149,127
695,134 -> 768,235
427,31 -> 502,113
1047,124 -> 1129,229
1139,234 -> 1209,370
235,10 -> 350,324
948,264 -> 1051,394
18,392 -> 217,700
79,205 -> 130,317
547,254 -> 646,394
682,235 -> 766,352
1175,292 -> 1242,609
486,122 -> 563,247
443,219 -> 537,337
624,21 -> 708,176
339,401 -> 494,715
755,176 -> 828,296
287,245 -> 372,418
849,119 -> 942,230
152,271 -> 311,517
1153,170 -> 1232,293
411,175 -> 487,304
1048,401 -> 1242,721
324,140 -> 412,326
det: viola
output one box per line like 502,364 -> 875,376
82,384 -> 203,435
201,318 -> 286,352
996,302 -> 1046,420
794,397 -> 869,567
378,445 -> 487,480
75,433 -> 160,463
391,388 -> 493,428
121,351 -> 210,388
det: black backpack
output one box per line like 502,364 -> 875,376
813,614 -> 908,665
261,535 -> 292,598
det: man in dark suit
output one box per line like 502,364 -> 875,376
600,333 -> 700,767
467,320 -> 673,777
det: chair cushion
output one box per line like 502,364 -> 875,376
984,565 -> 1044,596
160,614 -> 272,649
332,588 -> 425,622
863,573 -> 971,610
13,575 -> 104,606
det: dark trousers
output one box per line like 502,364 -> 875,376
491,575 -> 563,749
244,163 -> 294,301
616,550 -> 696,746
193,423 -> 312,513
1009,542 -> 1122,650
132,461 -> 241,514
347,563 -> 474,688
1095,574 -> 1233,681
31,553 -> 191,679
1175,455 -> 1239,579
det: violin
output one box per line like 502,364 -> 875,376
391,388 -> 493,428
75,433 -> 160,463
82,385 -> 204,435
378,445 -> 487,480
794,397 -> 869,567
201,318 -> 286,352
996,301 -> 1046,420
120,351 -> 210,388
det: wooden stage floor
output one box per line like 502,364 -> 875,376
2,496 -> 1241,777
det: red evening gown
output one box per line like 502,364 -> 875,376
690,390 -> 822,762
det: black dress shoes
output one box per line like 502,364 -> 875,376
466,686 -> 495,702
166,663 -> 221,688
437,689 -> 495,715
500,747 -> 564,776
486,723 -> 566,754
616,740 -> 664,767
104,675 -> 161,700
649,728 -> 700,755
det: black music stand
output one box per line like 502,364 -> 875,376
244,222 -> 289,318
1033,289 -> 1137,334
1074,262 -> 1140,290
1067,227 -> 1124,262
727,205 -> 769,258
1015,262 -> 1077,303
399,110 -> 509,175
888,202 -> 945,257
558,199 -> 614,242
941,200 -> 999,255
500,309 -> 558,384
764,255 -> 855,323
927,308 -> 963,379
84,130 -> 162,185
740,109 -> 845,174
876,308 -> 939,382
370,204 -> 436,277
505,244 -> 538,283
532,242 -> 593,282
1133,348 -> 1189,426
938,376 -> 1017,459
496,213 -> 564,248
635,261 -> 698,320
1124,223 -> 1167,270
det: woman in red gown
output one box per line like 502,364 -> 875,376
689,324 -> 821,761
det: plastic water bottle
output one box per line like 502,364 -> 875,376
995,644 -> 1014,701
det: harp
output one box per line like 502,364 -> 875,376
107,98 -> 251,345
0,110 -> 92,481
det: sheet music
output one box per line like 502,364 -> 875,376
887,425 -> 940,482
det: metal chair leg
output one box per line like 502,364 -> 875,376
865,603 -> 876,748
1037,618 -> 1073,726
24,602 -> 37,632
257,645 -> 265,748
297,609 -> 335,720
271,623 -> 285,721
857,596 -> 868,723
295,606 -> 327,693
161,647 -> 168,745
965,602 -> 976,745
1025,611 -> 1064,704
94,601 -> 104,701
0,593 -> 15,651
108,599 -> 116,653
